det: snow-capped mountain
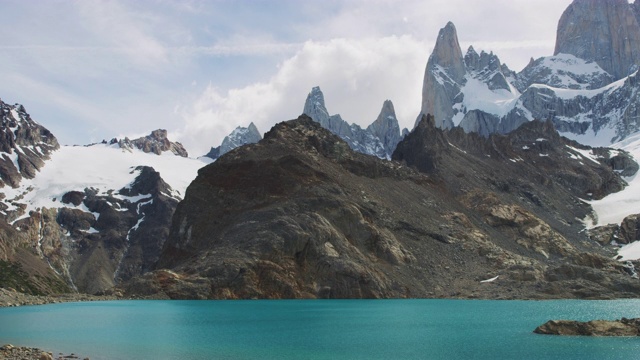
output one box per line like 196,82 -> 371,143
0,99 -> 209,294
419,0 -> 640,148
204,122 -> 262,160
303,86 -> 405,159
0,100 -> 59,188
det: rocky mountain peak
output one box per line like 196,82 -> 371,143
430,22 -> 466,83
302,86 -> 331,127
366,100 -> 402,158
554,0 -> 640,80
261,115 -> 350,161
464,48 -> 510,92
419,22 -> 466,130
301,87 -> 397,159
204,122 -> 262,160
0,100 -> 59,188
110,129 -> 188,157
394,114 -> 450,174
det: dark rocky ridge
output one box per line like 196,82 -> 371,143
121,115 -> 640,299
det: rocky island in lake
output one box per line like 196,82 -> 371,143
534,318 -> 640,336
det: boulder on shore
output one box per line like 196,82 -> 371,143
534,318 -> 640,336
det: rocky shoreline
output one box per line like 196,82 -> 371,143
0,288 -> 119,308
0,288 -> 121,360
0,344 -> 90,360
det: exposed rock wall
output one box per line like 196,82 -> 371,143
555,0 -> 640,80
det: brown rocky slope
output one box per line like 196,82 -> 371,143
121,115 -> 640,299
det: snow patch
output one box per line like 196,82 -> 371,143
0,144 -> 207,218
617,241 -> 640,261
480,275 -> 499,283
587,131 -> 640,228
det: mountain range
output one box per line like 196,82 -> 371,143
2,0 -> 640,299
420,0 -> 640,147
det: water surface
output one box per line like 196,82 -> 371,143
1,299 -> 639,359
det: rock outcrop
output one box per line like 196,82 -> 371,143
204,123 -> 262,160
534,318 -> 640,336
120,115 -> 640,300
303,86 -> 404,159
110,129 -> 188,157
555,0 -> 640,80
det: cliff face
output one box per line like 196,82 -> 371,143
121,115 -> 640,300
554,0 -> 640,80
420,22 -> 466,129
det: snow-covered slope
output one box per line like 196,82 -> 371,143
515,53 -> 613,91
586,132 -> 640,260
3,143 -> 209,222
0,102 -> 212,294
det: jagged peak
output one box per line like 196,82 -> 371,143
367,100 -> 400,137
204,122 -> 262,160
429,22 -> 464,70
303,86 -> 330,124
467,45 -> 477,55
429,22 -> 465,82
247,122 -> 259,134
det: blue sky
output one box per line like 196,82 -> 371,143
0,0 -> 573,155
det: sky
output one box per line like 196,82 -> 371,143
0,0 -> 574,156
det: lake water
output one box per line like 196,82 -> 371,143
1,299 -> 640,359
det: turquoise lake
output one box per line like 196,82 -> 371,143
1,299 -> 640,359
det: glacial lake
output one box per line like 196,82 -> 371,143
1,299 -> 640,359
